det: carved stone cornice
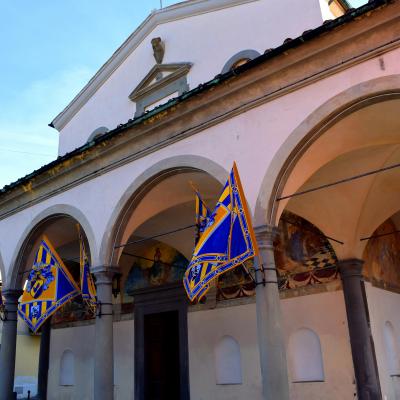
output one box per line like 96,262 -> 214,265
2,289 -> 23,304
337,259 -> 364,279
254,224 -> 279,250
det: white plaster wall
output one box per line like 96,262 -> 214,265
188,290 -> 355,400
188,304 -> 263,400
365,283 -> 400,400
45,292 -> 353,399
47,320 -> 134,400
48,324 -> 95,400
57,0 -> 325,154
1,48 -> 400,285
283,290 -> 356,400
113,320 -> 135,400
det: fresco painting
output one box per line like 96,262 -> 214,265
124,241 -> 188,295
217,261 -> 256,300
363,218 -> 400,289
217,212 -> 338,300
274,212 -> 338,289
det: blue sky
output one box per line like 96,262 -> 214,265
0,1 -> 178,189
0,0 -> 367,189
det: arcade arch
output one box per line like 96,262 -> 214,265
110,168 -> 222,294
100,155 -> 228,266
7,205 -> 97,290
254,75 -> 400,228
105,164 -> 223,399
5,211 -> 94,326
254,76 -> 400,400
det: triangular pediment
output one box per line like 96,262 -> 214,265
129,63 -> 192,102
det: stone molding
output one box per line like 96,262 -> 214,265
2,289 -> 23,303
338,259 -> 364,279
254,224 -> 279,249
91,266 -> 119,286
129,63 -> 192,117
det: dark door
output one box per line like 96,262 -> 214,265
144,311 -> 180,400
133,283 -> 190,400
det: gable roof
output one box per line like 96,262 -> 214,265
49,0 -> 259,131
1,0 -> 391,198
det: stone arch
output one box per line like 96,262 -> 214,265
87,126 -> 109,142
221,49 -> 261,74
254,75 -> 400,227
6,204 -> 98,289
99,155 -> 228,266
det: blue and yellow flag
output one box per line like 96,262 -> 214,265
18,236 -> 80,332
77,225 -> 97,313
184,163 -> 259,301
190,182 -> 211,243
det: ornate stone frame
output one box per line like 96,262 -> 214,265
129,63 -> 192,117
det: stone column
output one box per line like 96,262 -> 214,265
91,266 -> 118,400
0,289 -> 23,400
37,318 -> 51,400
338,259 -> 381,400
254,225 -> 289,400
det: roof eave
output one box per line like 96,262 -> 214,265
2,0 -> 391,197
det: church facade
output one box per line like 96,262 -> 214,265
1,0 -> 400,399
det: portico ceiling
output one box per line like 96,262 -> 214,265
116,170 -> 221,263
282,98 -> 400,259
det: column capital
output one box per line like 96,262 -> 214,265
254,224 -> 279,248
90,265 -> 119,285
338,259 -> 364,279
2,289 -> 23,303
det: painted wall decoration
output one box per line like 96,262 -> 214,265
52,298 -> 93,325
52,261 -> 94,326
274,211 -> 338,289
363,218 -> 400,289
217,261 -> 255,300
123,240 -> 188,295
216,212 -> 338,301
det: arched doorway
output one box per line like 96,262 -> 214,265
108,168 -> 222,400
